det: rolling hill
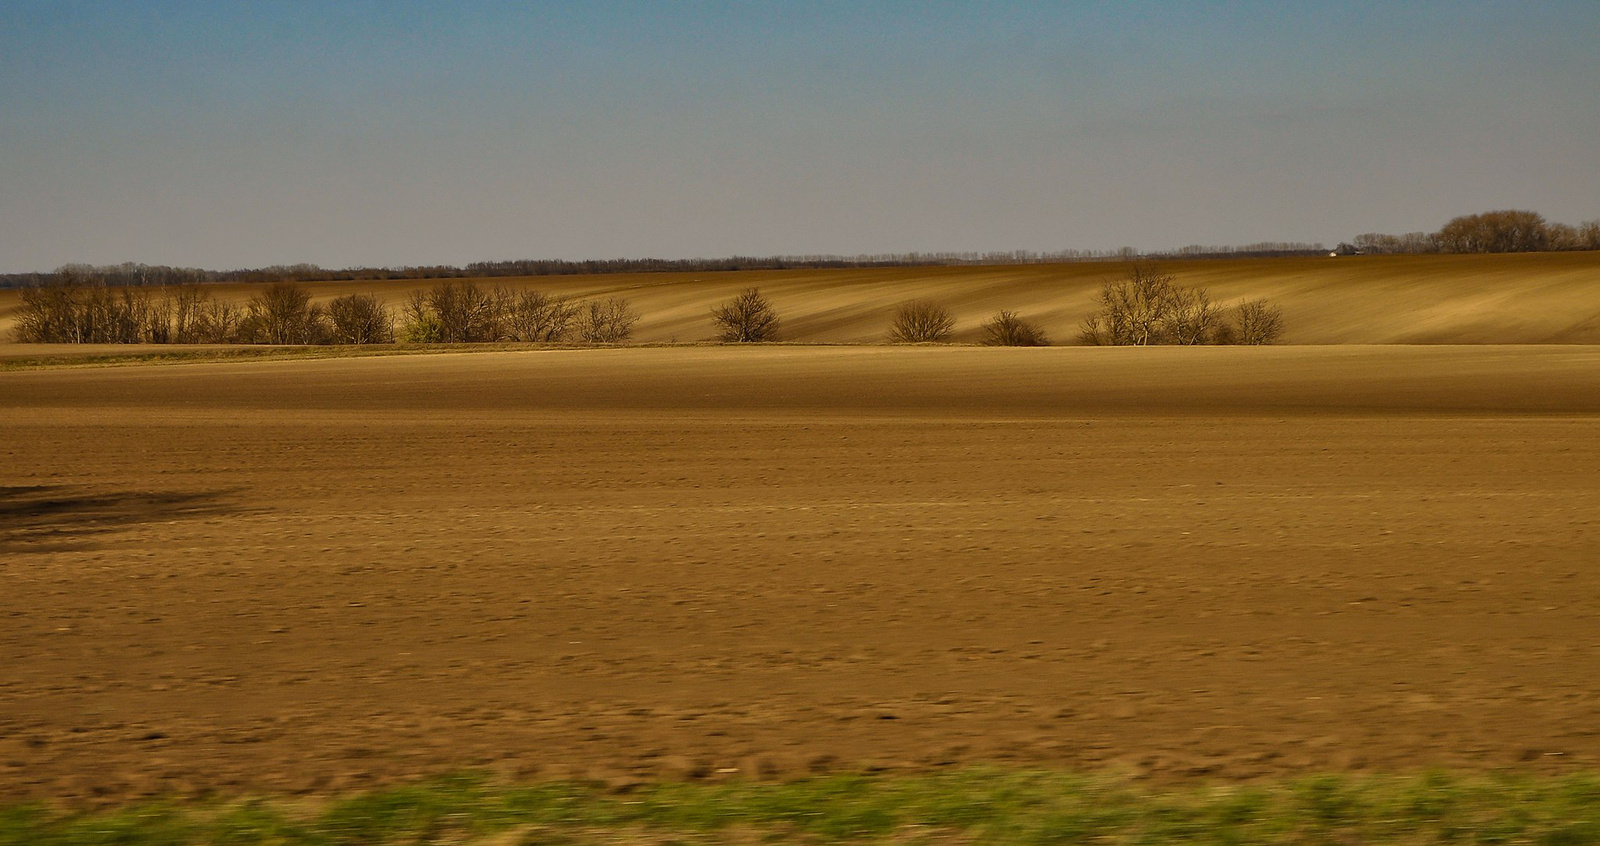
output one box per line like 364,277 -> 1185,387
2,251 -> 1597,346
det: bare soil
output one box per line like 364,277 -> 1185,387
3,346 -> 1599,802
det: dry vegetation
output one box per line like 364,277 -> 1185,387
888,299 -> 956,342
1078,263 -> 1283,345
980,310 -> 1050,346
710,287 -> 781,342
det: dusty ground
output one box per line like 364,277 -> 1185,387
4,251 -> 1600,345
2,346 -> 1600,803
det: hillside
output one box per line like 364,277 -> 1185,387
2,252 -> 1598,346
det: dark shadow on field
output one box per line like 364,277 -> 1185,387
0,485 -> 239,553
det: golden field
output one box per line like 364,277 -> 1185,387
2,251 -> 1600,347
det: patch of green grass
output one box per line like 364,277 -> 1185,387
6,769 -> 1600,845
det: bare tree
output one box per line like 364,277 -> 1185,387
165,284 -> 238,343
1080,264 -> 1244,345
75,285 -> 118,342
420,281 -> 505,342
243,281 -> 329,344
193,298 -> 243,343
980,310 -> 1049,346
1080,263 -> 1178,345
889,299 -> 956,342
168,286 -> 210,343
1233,298 -> 1284,345
1162,284 -> 1224,345
506,290 -> 578,342
576,297 -> 639,343
328,293 -> 394,344
118,287 -> 169,343
711,287 -> 780,342
12,281 -> 82,343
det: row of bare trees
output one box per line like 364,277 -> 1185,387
1078,264 -> 1282,345
11,282 -> 392,345
11,280 -> 638,346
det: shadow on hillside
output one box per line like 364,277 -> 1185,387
0,485 -> 240,554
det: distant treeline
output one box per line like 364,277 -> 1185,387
1341,210 -> 1600,255
6,206 -> 1595,290
0,244 -> 1332,290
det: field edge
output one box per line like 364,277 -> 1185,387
7,767 -> 1600,844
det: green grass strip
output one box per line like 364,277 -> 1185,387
5,769 -> 1600,845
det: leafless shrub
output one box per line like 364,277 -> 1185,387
168,286 -> 210,343
1233,298 -> 1285,345
889,299 -> 955,343
505,290 -> 578,342
166,284 -> 237,343
328,293 -> 394,344
132,288 -> 172,343
576,297 -> 639,343
1079,263 -> 1241,346
1080,263 -> 1176,345
423,281 -> 506,342
191,298 -> 243,343
711,287 -> 780,342
980,310 -> 1050,346
76,286 -> 123,342
241,281 -> 329,344
13,282 -> 84,342
1162,284 -> 1224,346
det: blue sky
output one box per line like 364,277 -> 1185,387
2,1 -> 1596,271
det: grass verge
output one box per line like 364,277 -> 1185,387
5,769 -> 1600,845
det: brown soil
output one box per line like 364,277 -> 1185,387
3,346 -> 1599,802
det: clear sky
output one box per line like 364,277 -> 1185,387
2,1 -> 1597,272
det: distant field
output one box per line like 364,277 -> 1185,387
2,252 -> 1599,346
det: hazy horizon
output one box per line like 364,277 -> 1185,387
3,1 -> 1597,274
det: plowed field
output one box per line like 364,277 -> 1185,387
3,346 -> 1599,802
